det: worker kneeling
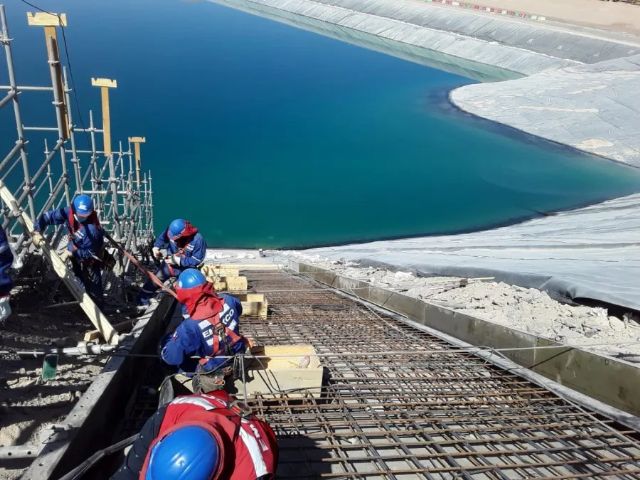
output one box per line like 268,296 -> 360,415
111,390 -> 278,480
137,218 -> 206,307
161,269 -> 247,390
32,195 -> 106,307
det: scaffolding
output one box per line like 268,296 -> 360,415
0,5 -> 154,274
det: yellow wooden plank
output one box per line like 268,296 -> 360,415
91,77 -> 118,88
241,301 -> 267,318
0,181 -> 118,344
235,344 -> 323,398
27,12 -> 67,27
224,276 -> 247,291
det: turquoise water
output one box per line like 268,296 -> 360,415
5,0 -> 640,248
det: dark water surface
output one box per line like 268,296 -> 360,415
5,0 -> 640,248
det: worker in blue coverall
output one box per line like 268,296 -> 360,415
137,219 -> 207,307
161,269 -> 246,390
0,225 -> 14,326
31,194 -> 105,307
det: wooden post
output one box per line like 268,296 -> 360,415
26,12 -> 69,140
91,78 -> 117,156
128,136 -> 146,187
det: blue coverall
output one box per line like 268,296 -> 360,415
161,293 -> 244,374
0,226 -> 14,297
34,207 -> 105,306
138,229 -> 207,305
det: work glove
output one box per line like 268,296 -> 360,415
166,254 -> 181,267
152,247 -> 163,259
58,249 -> 73,263
32,232 -> 45,249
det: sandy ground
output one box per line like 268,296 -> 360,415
447,0 -> 640,37
279,252 -> 640,361
0,273 -> 110,479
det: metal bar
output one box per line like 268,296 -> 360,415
23,126 -> 59,132
63,67 -> 83,192
0,84 -> 53,91
0,88 -> 16,108
228,271 -> 640,479
1,5 -> 35,219
0,445 -> 40,459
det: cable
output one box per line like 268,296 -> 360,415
19,0 -> 89,139
57,433 -> 139,480
4,339 -> 640,361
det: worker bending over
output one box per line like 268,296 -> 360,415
161,269 -> 247,390
0,226 -> 14,325
32,195 -> 106,307
137,218 -> 206,307
111,389 -> 278,480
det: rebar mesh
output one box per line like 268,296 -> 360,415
242,270 -> 640,479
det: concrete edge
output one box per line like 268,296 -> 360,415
294,262 -> 640,423
23,296 -> 177,480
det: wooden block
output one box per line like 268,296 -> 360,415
83,319 -> 134,342
241,300 -> 268,319
27,12 -> 68,27
91,77 -> 117,88
235,344 -> 323,399
227,293 -> 268,319
201,264 -> 240,279
224,276 -> 247,291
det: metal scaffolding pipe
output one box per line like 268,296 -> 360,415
0,445 -> 40,460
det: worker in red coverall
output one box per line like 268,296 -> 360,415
111,390 -> 278,480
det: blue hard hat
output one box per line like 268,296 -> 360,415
168,219 -> 187,240
72,194 -> 94,218
145,425 -> 220,480
177,268 -> 207,289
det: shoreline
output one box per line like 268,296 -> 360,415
449,54 -> 640,167
206,0 -> 640,311
211,0 -> 640,166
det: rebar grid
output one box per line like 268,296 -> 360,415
241,271 -> 640,479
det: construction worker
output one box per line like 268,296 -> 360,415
0,225 -> 14,326
137,219 -> 207,307
111,389 -> 278,480
32,194 -> 105,307
161,268 -> 247,391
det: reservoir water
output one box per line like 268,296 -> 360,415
6,0 -> 640,248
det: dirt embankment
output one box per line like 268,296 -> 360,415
447,0 -> 640,37
0,278 -> 105,480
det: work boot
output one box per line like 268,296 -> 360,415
192,371 -> 226,394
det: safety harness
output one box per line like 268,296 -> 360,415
67,206 -> 101,234
197,309 -> 247,367
175,283 -> 248,367
138,392 -> 276,480
66,207 -> 107,266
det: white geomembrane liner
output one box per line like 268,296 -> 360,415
295,193 -> 640,312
